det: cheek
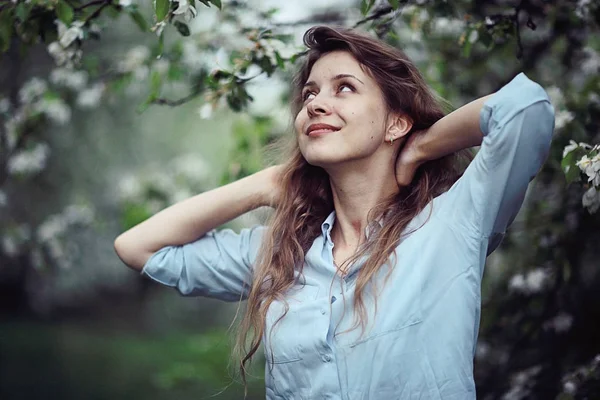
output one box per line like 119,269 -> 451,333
294,112 -> 305,135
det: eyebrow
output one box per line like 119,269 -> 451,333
303,74 -> 365,88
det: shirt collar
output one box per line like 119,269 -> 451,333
320,210 -> 384,242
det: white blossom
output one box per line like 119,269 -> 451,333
582,187 -> 600,214
116,174 -> 144,201
575,0 -> 592,19
576,154 -> 600,186
7,142 -> 51,176
172,0 -> 198,22
563,381 -> 577,395
50,68 -> 88,90
581,47 -> 600,74
37,215 -> 67,242
198,103 -> 213,119
47,41 -> 69,66
19,77 -> 47,103
47,238 -> 65,262
76,83 -> 105,108
153,59 -> 170,75
503,365 -> 542,400
4,111 -> 24,152
433,17 -> 465,35
118,46 -> 151,72
555,110 -> 574,130
468,30 -> 479,44
544,313 -> 573,333
171,153 -> 210,182
562,140 -> 579,158
47,41 -> 82,68
508,268 -> 549,294
526,268 -> 547,292
63,204 -> 95,225
508,273 -> 526,292
35,98 -> 71,124
2,236 -> 18,257
119,0 -> 134,6
56,20 -> 85,48
0,97 -> 10,113
475,341 -> 490,361
546,86 -> 565,109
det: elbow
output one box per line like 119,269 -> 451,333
114,233 -> 149,272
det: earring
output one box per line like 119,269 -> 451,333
389,136 -> 394,145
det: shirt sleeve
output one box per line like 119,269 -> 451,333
438,72 -> 555,255
140,225 -> 266,301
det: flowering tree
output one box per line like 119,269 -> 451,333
0,0 -> 599,398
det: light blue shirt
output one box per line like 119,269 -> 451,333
142,72 -> 555,399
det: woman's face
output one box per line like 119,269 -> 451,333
295,50 -> 391,168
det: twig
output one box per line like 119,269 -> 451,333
84,0 -> 113,24
151,73 -> 263,107
514,5 -> 524,59
151,91 -> 204,107
353,5 -> 395,28
75,0 -> 109,12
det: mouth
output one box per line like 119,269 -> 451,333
306,123 -> 341,137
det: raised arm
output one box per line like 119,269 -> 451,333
114,165 -> 281,271
406,73 -> 555,255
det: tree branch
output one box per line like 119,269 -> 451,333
75,0 -> 111,12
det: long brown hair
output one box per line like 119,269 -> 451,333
233,25 -> 472,391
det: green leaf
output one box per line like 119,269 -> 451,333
0,10 -> 12,53
274,51 -> 285,69
388,0 -> 400,9
129,10 -> 149,32
173,20 -> 190,36
15,2 -> 33,22
198,0 -> 211,7
56,1 -> 74,25
121,203 -> 152,230
562,151 -> 581,184
151,70 -> 162,96
360,0 -> 375,16
479,29 -> 494,48
157,31 -> 165,57
210,0 -> 222,9
155,0 -> 170,21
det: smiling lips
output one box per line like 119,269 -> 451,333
306,123 -> 341,137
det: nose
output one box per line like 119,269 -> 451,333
307,94 -> 332,117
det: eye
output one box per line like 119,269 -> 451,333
302,90 -> 316,101
338,82 -> 355,93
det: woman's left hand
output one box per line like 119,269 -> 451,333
395,129 -> 428,187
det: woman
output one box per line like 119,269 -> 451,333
114,26 -> 555,399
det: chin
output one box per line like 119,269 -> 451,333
301,151 -> 347,168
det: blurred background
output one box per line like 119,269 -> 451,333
0,0 -> 599,399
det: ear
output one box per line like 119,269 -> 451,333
385,113 -> 413,142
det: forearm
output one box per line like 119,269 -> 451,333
416,94 -> 494,162
114,168 -> 274,270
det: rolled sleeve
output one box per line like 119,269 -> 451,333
141,225 -> 266,301
440,73 -> 555,255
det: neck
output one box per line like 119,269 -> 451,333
325,156 -> 399,249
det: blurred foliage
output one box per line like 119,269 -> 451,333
0,321 -> 265,399
1,0 -> 600,399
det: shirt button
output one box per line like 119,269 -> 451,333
322,354 -> 332,362
320,309 -> 326,315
